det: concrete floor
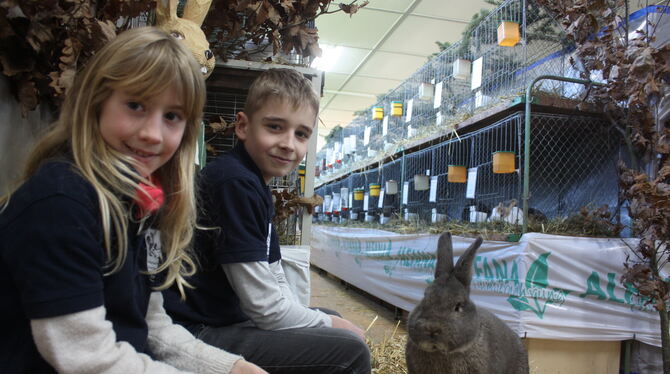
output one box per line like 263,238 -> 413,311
309,267 -> 407,344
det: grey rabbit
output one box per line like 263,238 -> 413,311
405,232 -> 529,374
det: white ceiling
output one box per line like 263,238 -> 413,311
314,0 -> 496,149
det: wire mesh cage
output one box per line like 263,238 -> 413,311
316,110 -> 625,231
315,0 -> 591,185
526,113 -> 622,218
379,158 -> 403,219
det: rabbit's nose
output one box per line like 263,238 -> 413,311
205,50 -> 213,60
428,327 -> 442,338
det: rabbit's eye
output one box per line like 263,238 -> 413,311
205,50 -> 214,60
454,303 -> 464,312
170,31 -> 185,40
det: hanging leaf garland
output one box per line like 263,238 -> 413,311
0,0 -> 368,115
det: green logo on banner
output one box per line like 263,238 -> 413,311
506,252 -> 570,319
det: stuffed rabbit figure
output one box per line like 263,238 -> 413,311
156,0 -> 215,78
405,232 -> 528,374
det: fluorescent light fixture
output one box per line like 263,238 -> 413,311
311,44 -> 343,72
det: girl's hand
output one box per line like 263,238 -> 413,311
230,359 -> 269,374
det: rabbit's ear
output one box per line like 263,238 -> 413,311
453,236 -> 483,287
182,0 -> 213,27
156,0 -> 178,25
434,232 -> 454,279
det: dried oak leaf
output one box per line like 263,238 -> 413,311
655,183 -> 670,196
266,1 -> 281,26
630,48 -> 655,78
26,20 -> 53,52
295,194 -> 324,214
48,67 -> 76,96
18,78 -> 38,117
339,0 -> 368,17
95,19 -> 117,43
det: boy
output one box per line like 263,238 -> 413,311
164,69 -> 371,374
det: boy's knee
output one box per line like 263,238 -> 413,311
342,335 -> 371,374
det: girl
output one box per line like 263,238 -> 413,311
0,27 -> 266,374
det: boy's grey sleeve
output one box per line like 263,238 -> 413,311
221,261 -> 333,330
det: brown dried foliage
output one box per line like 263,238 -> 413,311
537,0 -> 670,312
0,0 -> 367,115
204,0 -> 367,61
272,188 -> 323,223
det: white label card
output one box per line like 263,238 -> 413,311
434,81 -> 443,109
363,193 -> 369,211
333,193 -> 341,212
364,126 -> 370,146
471,57 -> 483,90
466,167 -> 478,199
429,176 -> 438,203
378,188 -> 385,208
382,116 -> 389,136
405,99 -> 413,123
340,188 -> 349,207
348,192 -> 353,207
402,181 -> 409,205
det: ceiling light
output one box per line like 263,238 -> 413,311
310,44 -> 342,72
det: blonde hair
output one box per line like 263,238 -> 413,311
1,27 -> 206,297
244,68 -> 319,120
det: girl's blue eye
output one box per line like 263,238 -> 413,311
127,101 -> 142,111
165,112 -> 182,122
267,124 -> 281,130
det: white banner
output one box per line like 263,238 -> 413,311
311,226 -> 663,346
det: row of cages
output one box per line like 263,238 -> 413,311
315,1 -> 662,186
316,0 -> 581,182
314,111 -> 625,228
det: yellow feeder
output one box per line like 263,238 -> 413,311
298,165 -> 306,193
493,151 -> 516,173
497,21 -> 520,47
353,188 -> 365,201
391,101 -> 403,117
372,106 -> 384,120
369,183 -> 381,197
448,165 -> 467,183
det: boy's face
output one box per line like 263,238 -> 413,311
235,97 -> 315,184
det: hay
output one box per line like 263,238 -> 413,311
366,319 -> 408,374
320,207 -> 623,240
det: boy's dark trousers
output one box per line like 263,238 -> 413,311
188,308 -> 371,374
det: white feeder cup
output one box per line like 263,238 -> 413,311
414,174 -> 430,191
385,180 -> 399,195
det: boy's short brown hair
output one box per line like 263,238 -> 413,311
244,68 -> 320,121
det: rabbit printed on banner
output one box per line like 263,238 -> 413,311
156,0 -> 215,78
405,232 -> 528,374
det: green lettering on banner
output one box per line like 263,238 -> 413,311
579,271 -> 607,300
624,281 -> 636,304
510,261 -> 519,285
607,273 -> 625,303
482,257 -> 494,280
474,256 -> 483,278
493,259 -> 507,280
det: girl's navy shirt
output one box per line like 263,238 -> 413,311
163,143 -> 281,328
0,160 -> 156,373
